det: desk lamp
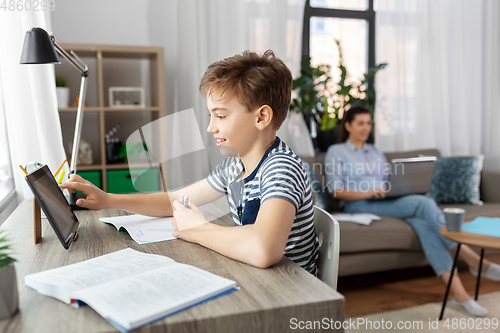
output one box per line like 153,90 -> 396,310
20,27 -> 88,209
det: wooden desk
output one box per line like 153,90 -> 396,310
0,200 -> 344,332
439,224 -> 500,320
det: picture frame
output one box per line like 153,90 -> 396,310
109,87 -> 145,108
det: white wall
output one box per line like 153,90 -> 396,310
51,0 -> 179,114
51,0 -> 151,46
51,0 -> 164,161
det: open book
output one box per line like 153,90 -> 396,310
25,248 -> 238,332
99,214 -> 177,244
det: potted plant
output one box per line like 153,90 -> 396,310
290,56 -> 331,151
55,75 -> 70,108
291,40 -> 387,152
0,230 -> 18,319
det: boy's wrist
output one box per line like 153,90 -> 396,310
176,221 -> 212,244
190,222 -> 208,244
105,193 -> 119,210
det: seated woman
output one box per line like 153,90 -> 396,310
324,105 -> 500,317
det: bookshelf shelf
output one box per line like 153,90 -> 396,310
56,44 -> 166,192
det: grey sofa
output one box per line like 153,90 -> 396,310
302,149 -> 500,277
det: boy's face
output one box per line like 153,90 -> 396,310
206,90 -> 258,157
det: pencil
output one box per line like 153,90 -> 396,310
19,165 -> 28,175
182,195 -> 189,208
53,159 -> 67,178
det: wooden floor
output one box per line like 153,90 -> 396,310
338,253 -> 500,318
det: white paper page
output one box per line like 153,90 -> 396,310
122,219 -> 177,245
100,215 -> 177,244
100,214 -> 165,228
363,213 -> 381,221
332,213 -> 375,225
24,248 -> 176,304
72,263 -> 237,331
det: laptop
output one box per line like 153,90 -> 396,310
371,156 -> 437,200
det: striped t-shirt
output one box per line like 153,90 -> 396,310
206,137 -> 319,274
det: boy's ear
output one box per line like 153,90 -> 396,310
255,105 -> 273,130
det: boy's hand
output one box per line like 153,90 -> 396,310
58,174 -> 110,210
172,200 -> 208,241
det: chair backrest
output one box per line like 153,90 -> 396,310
313,205 -> 340,290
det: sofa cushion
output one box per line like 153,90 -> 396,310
339,217 -> 423,254
339,251 -> 428,277
481,170 -> 500,203
427,156 -> 484,204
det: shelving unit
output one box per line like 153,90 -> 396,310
55,44 -> 166,193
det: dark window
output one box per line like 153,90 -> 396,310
302,0 -> 375,91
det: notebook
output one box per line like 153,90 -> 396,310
462,217 -> 500,238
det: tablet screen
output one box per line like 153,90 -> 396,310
26,165 -> 78,248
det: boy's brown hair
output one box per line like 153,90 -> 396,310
199,50 -> 292,129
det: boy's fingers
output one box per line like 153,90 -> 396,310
58,182 -> 75,193
59,181 -> 86,191
188,201 -> 200,211
172,199 -> 198,211
68,174 -> 84,182
77,198 -> 99,210
60,182 -> 95,197
172,200 -> 185,211
61,186 -> 76,194
75,198 -> 88,208
66,174 -> 91,186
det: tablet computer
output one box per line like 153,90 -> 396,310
25,165 -> 79,250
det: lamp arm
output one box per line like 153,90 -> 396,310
69,73 -> 88,175
52,39 -> 87,74
50,38 -> 89,176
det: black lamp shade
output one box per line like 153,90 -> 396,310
20,27 -> 60,64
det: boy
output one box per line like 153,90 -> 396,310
60,50 -> 319,274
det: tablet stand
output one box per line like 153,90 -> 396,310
33,198 -> 78,244
33,198 -> 41,243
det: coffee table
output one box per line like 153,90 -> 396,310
439,224 -> 500,320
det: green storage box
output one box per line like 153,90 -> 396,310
107,168 -> 160,194
76,171 -> 102,194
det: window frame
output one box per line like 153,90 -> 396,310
0,63 -> 16,224
302,0 -> 376,90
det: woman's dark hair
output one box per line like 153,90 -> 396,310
337,105 -> 372,143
